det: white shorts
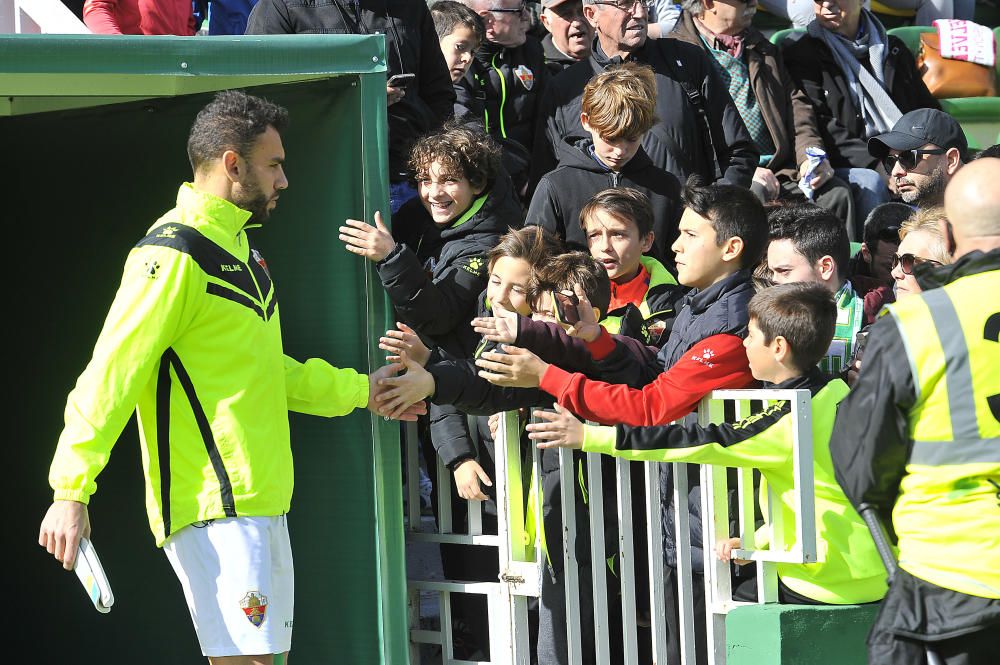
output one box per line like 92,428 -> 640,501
163,515 -> 294,658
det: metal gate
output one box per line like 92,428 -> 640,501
405,389 -> 818,665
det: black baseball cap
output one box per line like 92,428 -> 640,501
868,108 -> 968,160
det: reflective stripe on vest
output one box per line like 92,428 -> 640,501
891,283 -> 1000,464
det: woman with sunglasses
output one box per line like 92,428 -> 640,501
891,206 -> 952,298
780,0 -> 938,226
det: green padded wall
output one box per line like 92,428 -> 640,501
9,36 -> 407,664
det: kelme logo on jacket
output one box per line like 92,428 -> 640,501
514,65 -> 534,91
157,226 -> 179,239
462,256 -> 486,277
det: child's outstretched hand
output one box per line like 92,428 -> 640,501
340,211 -> 396,262
374,351 -> 435,419
565,283 -> 602,343
472,302 -> 519,344
380,322 -> 430,366
476,345 -> 548,388
526,403 -> 584,449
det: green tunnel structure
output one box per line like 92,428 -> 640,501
7,34 -> 407,663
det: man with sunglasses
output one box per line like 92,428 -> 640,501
531,0 -> 758,191
868,108 -> 967,210
831,157 -> 1000,665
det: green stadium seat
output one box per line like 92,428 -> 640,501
770,27 -> 804,47
887,25 -> 934,56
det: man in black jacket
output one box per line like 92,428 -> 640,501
245,0 -> 456,211
455,0 -> 550,199
531,0 -> 758,191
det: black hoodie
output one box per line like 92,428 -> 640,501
376,169 -> 522,357
530,35 -> 758,191
526,135 -> 682,263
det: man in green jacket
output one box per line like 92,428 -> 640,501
37,90 -> 423,665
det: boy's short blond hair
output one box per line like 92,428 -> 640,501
581,63 -> 658,141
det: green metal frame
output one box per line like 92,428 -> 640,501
5,34 -> 410,664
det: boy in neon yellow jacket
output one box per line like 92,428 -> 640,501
527,281 -> 887,605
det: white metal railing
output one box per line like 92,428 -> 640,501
404,389 -> 818,665
1,0 -> 89,34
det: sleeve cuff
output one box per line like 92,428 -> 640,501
581,425 -> 618,454
538,364 -> 573,398
53,489 -> 90,504
358,373 -> 371,409
586,327 -> 616,361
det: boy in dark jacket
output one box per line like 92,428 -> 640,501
340,124 -> 521,359
527,62 -> 682,263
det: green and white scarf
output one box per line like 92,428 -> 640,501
819,281 -> 864,376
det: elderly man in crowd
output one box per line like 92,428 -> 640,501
670,0 -> 855,230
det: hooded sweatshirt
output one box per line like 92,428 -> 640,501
526,136 -> 682,264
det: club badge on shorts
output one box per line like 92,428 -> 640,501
240,591 -> 268,628
513,65 -> 534,91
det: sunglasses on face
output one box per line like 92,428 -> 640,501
882,148 -> 947,173
891,252 -> 942,275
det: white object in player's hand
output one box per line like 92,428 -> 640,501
74,538 -> 114,613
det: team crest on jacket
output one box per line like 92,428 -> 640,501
251,249 -> 270,277
240,591 -> 268,628
514,65 -> 534,91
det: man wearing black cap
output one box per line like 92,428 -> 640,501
868,108 -> 967,210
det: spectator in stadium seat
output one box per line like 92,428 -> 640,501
245,0 -> 456,214
531,0 -> 759,191
781,0 -> 939,228
847,201 -> 909,288
670,0 -> 856,231
538,0 -> 595,75
868,108 -> 967,211
890,206 -> 952,298
766,204 -> 886,375
758,0 -> 974,29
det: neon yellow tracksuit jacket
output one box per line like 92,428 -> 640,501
49,184 -> 369,546
582,371 -> 887,604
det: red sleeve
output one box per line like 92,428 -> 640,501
585,326 -> 616,361
539,334 -> 754,426
83,0 -> 124,34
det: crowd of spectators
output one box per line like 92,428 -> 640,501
62,0 -> 1000,662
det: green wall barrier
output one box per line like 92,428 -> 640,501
727,603 -> 880,665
